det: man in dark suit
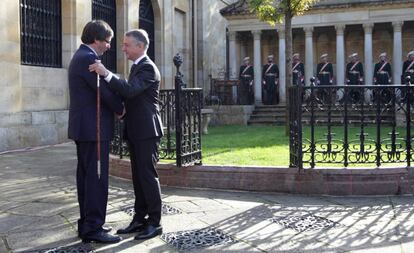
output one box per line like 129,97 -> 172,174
89,29 -> 164,240
68,20 -> 123,243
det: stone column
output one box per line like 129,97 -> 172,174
393,21 -> 403,84
278,28 -> 286,103
228,31 -> 238,103
252,30 -> 262,104
335,24 -> 345,85
0,0 -> 22,113
228,31 -> 238,79
363,23 -> 374,85
163,0 -> 174,88
304,27 -> 314,85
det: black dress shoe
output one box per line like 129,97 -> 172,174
134,225 -> 162,240
102,226 -> 112,233
117,221 -> 146,234
82,231 -> 121,244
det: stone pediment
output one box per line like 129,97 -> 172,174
220,0 -> 414,17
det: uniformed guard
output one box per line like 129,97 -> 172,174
346,53 -> 364,85
346,53 -> 364,103
292,53 -> 305,86
262,54 -> 279,105
373,52 -> 392,85
402,51 -> 414,84
316,53 -> 333,86
239,56 -> 254,104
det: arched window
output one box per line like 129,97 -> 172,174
139,0 -> 155,61
20,0 -> 62,68
92,0 -> 117,72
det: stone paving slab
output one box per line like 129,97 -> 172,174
1,143 -> 414,253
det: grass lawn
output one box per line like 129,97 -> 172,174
201,125 -> 409,167
202,125 -> 289,166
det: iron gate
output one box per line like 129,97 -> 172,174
110,54 -> 202,167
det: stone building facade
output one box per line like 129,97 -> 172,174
0,0 -> 235,152
221,0 -> 414,104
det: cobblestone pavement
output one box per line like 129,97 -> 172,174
1,143 -> 414,253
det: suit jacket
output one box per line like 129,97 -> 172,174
108,56 -> 164,141
68,44 -> 123,141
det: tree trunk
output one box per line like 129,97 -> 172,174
284,9 -> 293,136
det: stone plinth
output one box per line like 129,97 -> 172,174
110,155 -> 414,195
207,105 -> 254,125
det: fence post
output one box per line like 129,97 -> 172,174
174,53 -> 184,167
406,76 -> 412,167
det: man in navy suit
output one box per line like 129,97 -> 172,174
68,20 -> 123,243
89,29 -> 164,240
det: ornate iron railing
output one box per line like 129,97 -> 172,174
110,54 -> 203,167
290,79 -> 413,168
92,0 -> 117,72
20,0 -> 62,67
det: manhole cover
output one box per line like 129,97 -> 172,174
270,214 -> 339,232
161,228 -> 235,251
26,245 -> 95,253
123,203 -> 182,216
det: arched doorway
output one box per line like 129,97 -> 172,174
139,0 -> 155,61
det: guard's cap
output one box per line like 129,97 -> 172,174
320,53 -> 328,58
293,53 -> 300,59
407,51 -> 414,57
349,53 -> 358,58
243,56 -> 250,61
379,52 -> 386,58
267,54 -> 274,58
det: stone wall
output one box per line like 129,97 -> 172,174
109,156 -> 414,195
0,111 -> 69,152
206,105 -> 254,125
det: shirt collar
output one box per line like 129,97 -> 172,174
83,44 -> 98,56
134,54 -> 146,65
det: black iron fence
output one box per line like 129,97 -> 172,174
290,79 -> 414,169
110,54 -> 202,167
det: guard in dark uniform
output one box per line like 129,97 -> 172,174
402,51 -> 414,84
316,54 -> 333,102
373,52 -> 392,103
374,52 -> 392,85
316,54 -> 333,86
239,57 -> 254,104
346,53 -> 364,85
346,53 -> 364,103
292,53 -> 305,86
262,54 -> 279,105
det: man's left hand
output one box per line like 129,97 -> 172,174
89,60 -> 109,77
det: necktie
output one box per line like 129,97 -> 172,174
130,64 -> 137,74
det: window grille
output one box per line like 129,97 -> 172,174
92,0 -> 117,72
20,0 -> 62,68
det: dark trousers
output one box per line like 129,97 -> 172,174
75,141 -> 109,237
128,137 -> 161,226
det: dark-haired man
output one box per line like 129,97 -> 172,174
68,20 -> 123,243
90,29 -> 164,241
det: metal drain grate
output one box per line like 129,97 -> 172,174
161,228 -> 235,251
270,214 -> 339,232
27,245 -> 95,253
123,203 -> 182,216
